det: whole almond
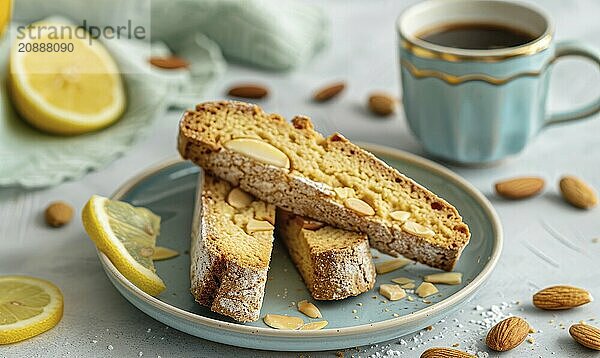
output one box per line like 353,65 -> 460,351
486,316 -> 530,351
569,323 -> 600,350
227,84 -> 268,99
149,56 -> 190,69
368,92 -> 396,116
313,81 -> 345,102
559,176 -> 598,209
494,176 -> 544,199
420,347 -> 475,358
532,285 -> 592,310
45,201 -> 74,227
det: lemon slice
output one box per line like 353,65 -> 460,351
0,0 -> 11,38
0,276 -> 63,345
8,22 -> 126,135
82,195 -> 165,296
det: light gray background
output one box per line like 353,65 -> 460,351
2,0 -> 600,357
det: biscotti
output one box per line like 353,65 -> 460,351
276,209 -> 376,300
179,101 -> 470,271
190,174 -> 275,322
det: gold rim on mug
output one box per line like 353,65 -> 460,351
400,58 -> 557,85
97,143 -> 503,339
397,0 -> 555,63
399,35 -> 553,63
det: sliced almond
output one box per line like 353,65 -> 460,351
299,321 -> 329,330
252,201 -> 275,225
302,219 -> 325,230
424,272 -> 463,285
379,284 -> 406,301
416,282 -> 438,298
402,221 -> 435,238
486,316 -> 530,351
375,258 -> 412,274
140,247 -> 154,258
149,56 -> 190,69
333,187 -> 354,199
263,314 -> 304,330
227,84 -> 268,99
532,285 -> 592,310
391,277 -> 414,285
569,323 -> 600,350
246,219 -> 274,233
151,246 -> 179,261
344,198 -> 375,216
313,81 -> 345,102
227,188 -> 254,209
421,347 -> 476,358
494,176 -> 545,199
401,283 -> 416,289
224,138 -> 290,169
389,210 -> 411,222
297,300 -> 322,318
368,92 -> 396,116
559,176 -> 598,209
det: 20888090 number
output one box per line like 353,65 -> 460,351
18,42 -> 74,52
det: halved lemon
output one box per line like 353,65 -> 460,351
8,22 -> 126,135
82,195 -> 165,296
0,276 -> 63,345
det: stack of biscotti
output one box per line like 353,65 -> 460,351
179,101 -> 470,271
190,174 -> 276,322
276,209 -> 376,300
190,173 -> 376,321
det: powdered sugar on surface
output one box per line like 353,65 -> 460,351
344,301 -> 528,357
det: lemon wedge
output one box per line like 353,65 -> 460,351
0,276 -> 64,345
8,22 -> 126,135
82,195 -> 165,296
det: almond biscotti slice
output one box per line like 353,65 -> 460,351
190,174 -> 275,322
276,209 -> 376,300
179,101 -> 470,271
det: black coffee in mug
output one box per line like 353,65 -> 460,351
417,23 -> 536,50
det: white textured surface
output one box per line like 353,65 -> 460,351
1,0 -> 600,356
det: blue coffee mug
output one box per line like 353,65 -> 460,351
398,0 -> 600,164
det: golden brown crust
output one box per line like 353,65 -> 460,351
179,101 -> 470,271
190,175 -> 275,322
276,209 -> 376,300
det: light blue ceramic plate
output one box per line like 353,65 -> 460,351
99,143 -> 502,351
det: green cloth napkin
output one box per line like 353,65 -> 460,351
149,0 -> 329,71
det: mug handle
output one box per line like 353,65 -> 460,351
546,40 -> 600,125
